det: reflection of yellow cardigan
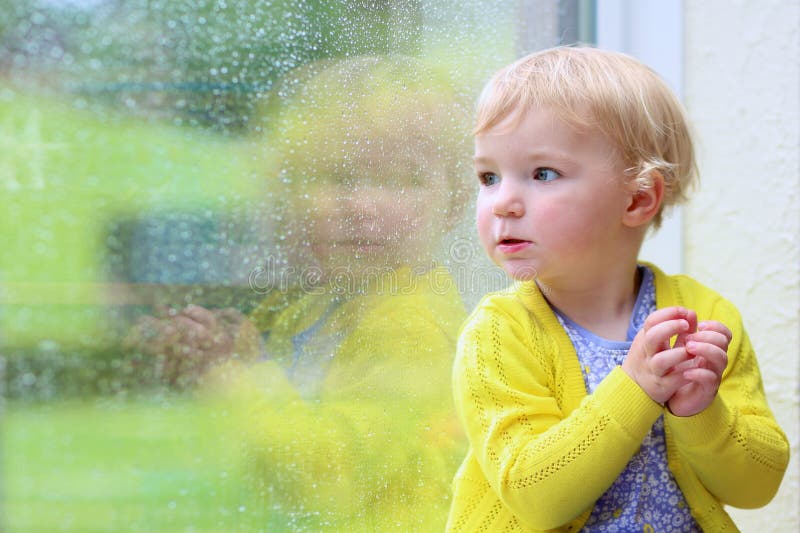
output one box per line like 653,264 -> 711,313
213,266 -> 467,531
448,265 -> 789,532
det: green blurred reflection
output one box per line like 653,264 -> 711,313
1,0 -> 587,530
117,56 -> 472,531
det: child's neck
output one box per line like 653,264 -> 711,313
539,264 -> 642,342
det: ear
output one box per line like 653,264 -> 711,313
622,171 -> 664,228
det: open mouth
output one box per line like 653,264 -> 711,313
497,238 -> 532,253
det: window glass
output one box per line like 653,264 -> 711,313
1,1 -> 593,530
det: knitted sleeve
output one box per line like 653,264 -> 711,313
664,294 -> 790,509
206,291 -> 466,530
452,294 -> 664,530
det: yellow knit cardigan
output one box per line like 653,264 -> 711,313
207,266 -> 468,531
448,264 -> 789,532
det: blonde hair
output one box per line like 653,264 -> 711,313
476,46 -> 698,228
260,56 -> 472,229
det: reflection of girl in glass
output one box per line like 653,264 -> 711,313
129,56 -> 472,530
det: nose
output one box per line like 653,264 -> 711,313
342,186 -> 382,224
492,179 -> 525,217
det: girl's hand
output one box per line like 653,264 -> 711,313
666,320 -> 731,417
124,305 -> 259,387
622,307 -> 696,404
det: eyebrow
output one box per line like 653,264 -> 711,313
473,151 -> 573,166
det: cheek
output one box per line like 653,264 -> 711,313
540,195 -> 622,250
534,202 -> 591,245
475,198 -> 494,242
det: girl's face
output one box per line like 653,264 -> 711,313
282,135 -> 451,277
473,106 -> 633,289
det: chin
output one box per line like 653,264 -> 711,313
504,265 -> 539,282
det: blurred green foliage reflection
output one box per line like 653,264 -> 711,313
0,0 -> 582,530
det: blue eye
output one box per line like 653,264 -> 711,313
534,168 -> 560,182
479,172 -> 500,186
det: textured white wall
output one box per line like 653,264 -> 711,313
684,1 -> 799,530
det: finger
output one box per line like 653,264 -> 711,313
673,309 -> 698,348
181,304 -> 219,329
685,309 -> 698,333
671,354 -> 716,375
172,315 -> 213,349
643,307 -> 691,330
157,321 -> 187,355
216,307 -> 246,326
687,330 -> 729,350
174,314 -> 232,353
645,318 -> 691,353
649,346 -> 693,376
686,342 -> 728,375
650,371 -> 692,403
698,321 -> 733,343
680,367 -> 721,392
